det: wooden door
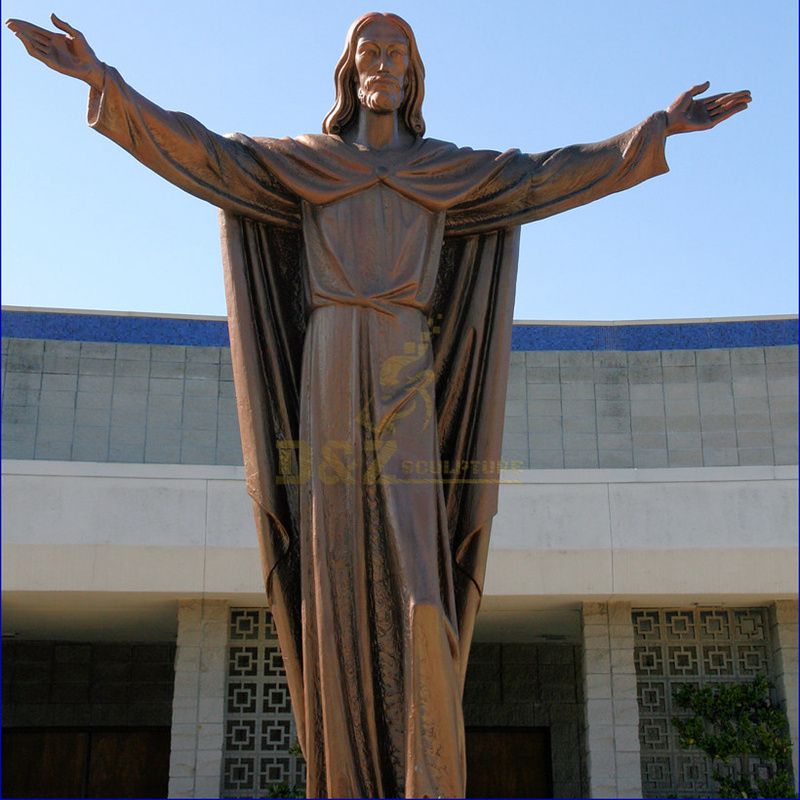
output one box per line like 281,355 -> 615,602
466,726 -> 553,798
2,729 -> 89,798
86,729 -> 171,798
2,728 -> 171,798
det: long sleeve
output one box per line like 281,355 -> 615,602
445,111 -> 670,235
88,67 -> 301,228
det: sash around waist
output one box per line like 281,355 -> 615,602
310,288 -> 426,318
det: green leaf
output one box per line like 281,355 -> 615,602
670,674 -> 794,798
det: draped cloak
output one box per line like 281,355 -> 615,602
88,67 -> 670,798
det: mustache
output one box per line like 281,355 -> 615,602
364,74 -> 402,91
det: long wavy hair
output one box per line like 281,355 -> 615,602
322,12 -> 426,137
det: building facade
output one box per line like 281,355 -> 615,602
2,307 -> 797,798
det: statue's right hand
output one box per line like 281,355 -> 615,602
6,13 -> 104,90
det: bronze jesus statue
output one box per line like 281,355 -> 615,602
8,11 -> 750,798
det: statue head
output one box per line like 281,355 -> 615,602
323,12 -> 426,137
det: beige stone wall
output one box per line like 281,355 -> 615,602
3,337 -> 796,469
770,600 -> 799,791
168,599 -> 229,799
581,601 -> 642,798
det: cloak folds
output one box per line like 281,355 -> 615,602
220,211 -> 520,758
87,65 -> 670,797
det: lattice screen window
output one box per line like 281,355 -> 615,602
633,607 -> 776,798
222,609 -> 306,798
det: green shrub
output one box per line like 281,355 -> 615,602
672,675 -> 795,798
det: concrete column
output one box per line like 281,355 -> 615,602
770,600 -> 798,791
581,601 -> 642,798
168,599 -> 229,799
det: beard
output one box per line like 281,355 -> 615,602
357,78 -> 403,113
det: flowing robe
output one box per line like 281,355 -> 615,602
88,67 -> 669,798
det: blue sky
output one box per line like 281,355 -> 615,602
1,0 -> 797,320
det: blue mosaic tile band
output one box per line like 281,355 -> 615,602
509,319 -> 798,351
1,310 -> 230,348
1,309 -> 797,351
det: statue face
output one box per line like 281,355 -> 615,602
354,19 -> 409,115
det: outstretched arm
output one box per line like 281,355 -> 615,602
447,83 -> 752,235
5,15 -> 299,227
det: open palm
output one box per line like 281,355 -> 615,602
6,14 -> 104,89
666,81 -> 751,135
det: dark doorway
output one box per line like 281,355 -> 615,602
2,727 -> 171,798
466,726 -> 553,798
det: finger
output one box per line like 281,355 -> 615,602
708,94 -> 752,114
11,26 -> 52,56
728,92 -> 752,106
50,13 -> 79,38
31,29 -> 53,45
705,94 -> 751,117
709,106 -> 748,123
6,18 -> 54,37
706,100 -> 742,117
708,104 -> 749,125
16,28 -> 49,55
711,90 -> 751,104
13,30 -> 49,61
701,93 -> 732,106
689,80 -> 711,97
708,102 -> 736,117
706,90 -> 751,106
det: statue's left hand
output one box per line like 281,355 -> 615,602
665,81 -> 751,135
6,14 -> 104,90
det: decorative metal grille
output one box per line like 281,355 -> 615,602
633,607 -> 774,798
222,608 -> 306,797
